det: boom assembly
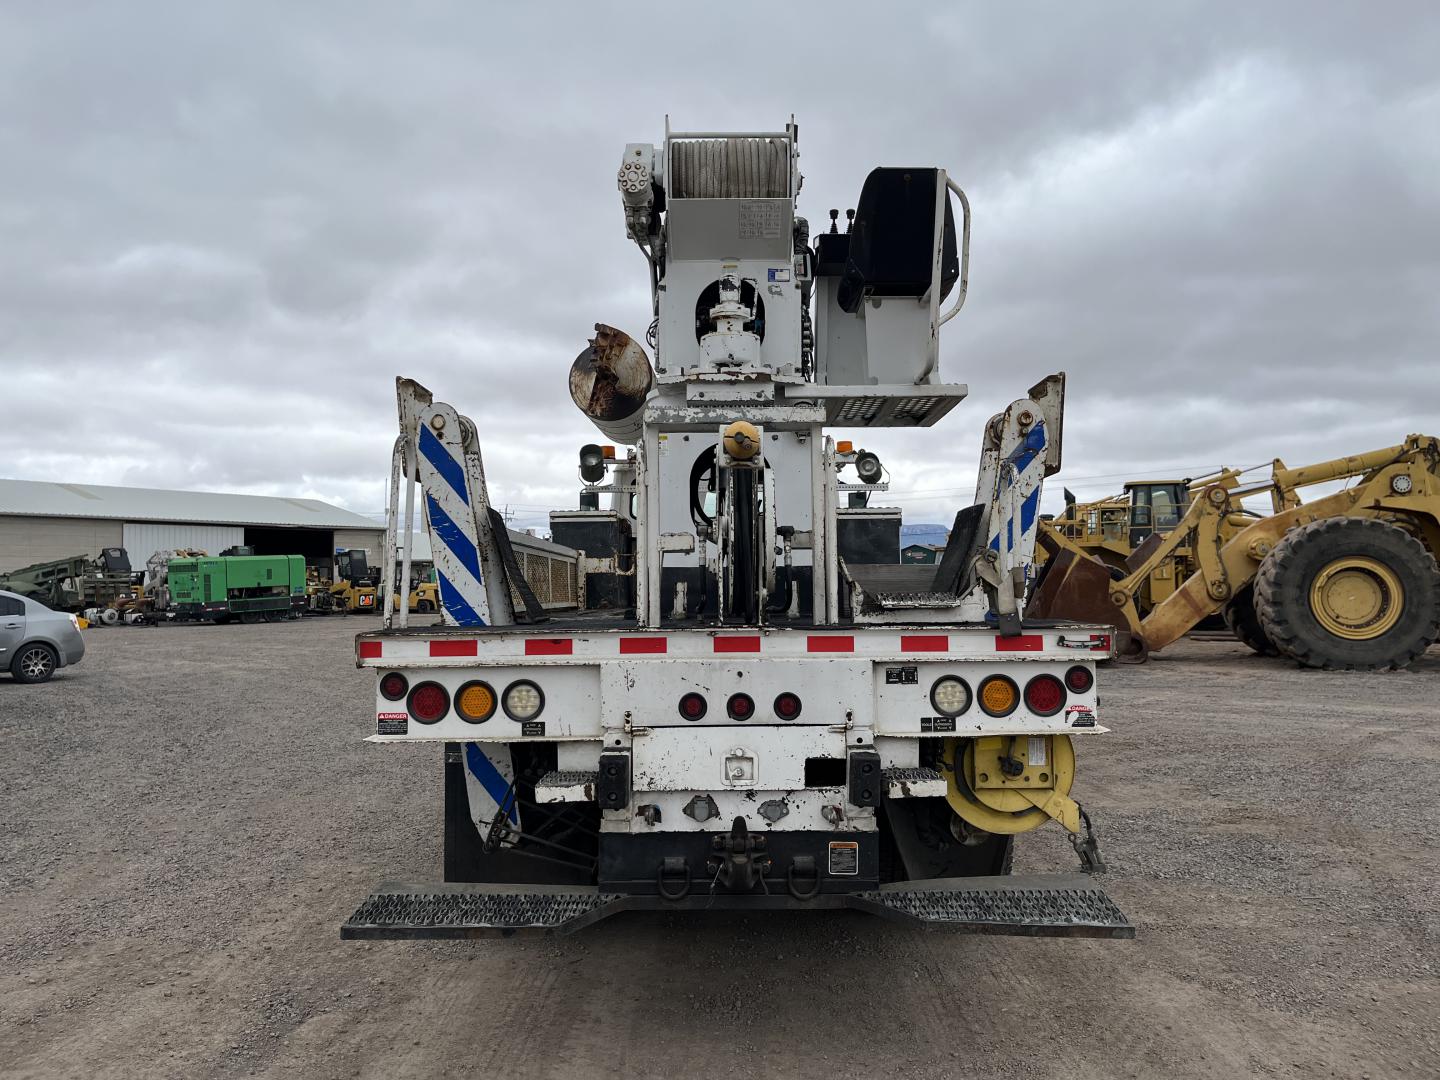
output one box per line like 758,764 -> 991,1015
343,121 -> 1131,939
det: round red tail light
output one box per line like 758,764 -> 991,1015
1065,665 -> 1095,693
678,692 -> 707,721
379,672 -> 408,701
773,692 -> 802,720
727,693 -> 754,721
1024,674 -> 1066,717
407,681 -> 450,724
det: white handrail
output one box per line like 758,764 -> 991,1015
938,179 -> 970,327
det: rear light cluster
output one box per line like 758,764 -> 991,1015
384,673 -> 546,726
928,665 -> 1094,719
678,691 -> 804,722
407,682 -> 450,725
379,672 -> 408,701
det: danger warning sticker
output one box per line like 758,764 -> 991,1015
377,712 -> 408,736
828,841 -> 860,876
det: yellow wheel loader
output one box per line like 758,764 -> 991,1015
1030,436 -> 1440,670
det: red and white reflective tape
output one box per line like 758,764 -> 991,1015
356,628 -> 1112,665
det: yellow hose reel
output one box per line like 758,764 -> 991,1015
942,734 -> 1081,836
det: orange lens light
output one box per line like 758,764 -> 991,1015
456,681 -> 497,724
836,440 -> 854,453
978,675 -> 1020,717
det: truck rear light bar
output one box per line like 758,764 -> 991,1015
407,681 -> 450,724
1023,674 -> 1067,717
379,672 -> 408,701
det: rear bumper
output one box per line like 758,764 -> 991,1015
57,630 -> 85,667
341,873 -> 1134,940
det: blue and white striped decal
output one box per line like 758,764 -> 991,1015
988,420 -> 1047,559
464,743 -> 518,826
415,405 -> 491,627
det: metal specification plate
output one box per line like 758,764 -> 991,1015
738,200 -> 784,239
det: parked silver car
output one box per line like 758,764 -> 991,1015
0,589 -> 86,683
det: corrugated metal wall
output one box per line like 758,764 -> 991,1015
332,528 -> 384,557
121,522 -> 245,568
0,515 -> 124,573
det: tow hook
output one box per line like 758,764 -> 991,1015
706,816 -> 772,893
786,855 -> 820,900
657,856 -> 691,901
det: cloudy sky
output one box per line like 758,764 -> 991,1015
3,2 -> 1437,532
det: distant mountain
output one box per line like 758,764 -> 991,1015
900,523 -> 950,547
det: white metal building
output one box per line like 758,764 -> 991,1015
0,478 -> 384,574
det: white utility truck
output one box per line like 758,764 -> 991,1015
343,120 -> 1132,939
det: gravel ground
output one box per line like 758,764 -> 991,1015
1,617 -> 1436,1080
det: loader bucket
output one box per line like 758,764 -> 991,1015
1029,548 -> 1147,661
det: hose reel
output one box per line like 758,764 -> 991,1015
942,734 -> 1080,836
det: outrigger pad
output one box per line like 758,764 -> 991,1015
342,874 -> 1133,940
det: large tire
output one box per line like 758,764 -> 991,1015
12,642 -> 59,683
1222,583 -> 1280,656
1254,517 -> 1440,670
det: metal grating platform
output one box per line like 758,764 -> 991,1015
342,874 -> 1133,940
342,884 -> 623,939
801,384 -> 968,428
849,874 -> 1133,938
883,767 -> 948,799
872,591 -> 965,609
534,770 -> 598,803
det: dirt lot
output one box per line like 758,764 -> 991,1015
1,617 -> 1436,1080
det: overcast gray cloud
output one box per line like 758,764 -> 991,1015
2,1 -> 1437,531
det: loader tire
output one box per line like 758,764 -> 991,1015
1254,517 -> 1440,671
1222,583 -> 1280,657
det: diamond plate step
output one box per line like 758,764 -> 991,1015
535,770 -> 598,803
883,767 -> 948,799
848,874 -> 1134,938
342,883 -> 622,939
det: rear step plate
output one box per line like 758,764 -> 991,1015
849,874 -> 1134,938
342,883 -> 623,939
343,874 -> 1133,940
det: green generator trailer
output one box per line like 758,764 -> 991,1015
168,554 -> 307,623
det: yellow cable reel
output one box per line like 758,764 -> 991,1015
942,734 -> 1081,835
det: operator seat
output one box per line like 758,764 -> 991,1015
837,168 -> 960,314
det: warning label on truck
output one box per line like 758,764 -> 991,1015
828,841 -> 860,876
920,716 -> 956,733
377,712 -> 408,736
885,666 -> 918,685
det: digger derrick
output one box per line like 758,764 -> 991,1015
342,120 -> 1130,939
1031,435 -> 1440,670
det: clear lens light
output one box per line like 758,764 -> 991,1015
932,677 -> 969,715
505,683 -> 543,720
